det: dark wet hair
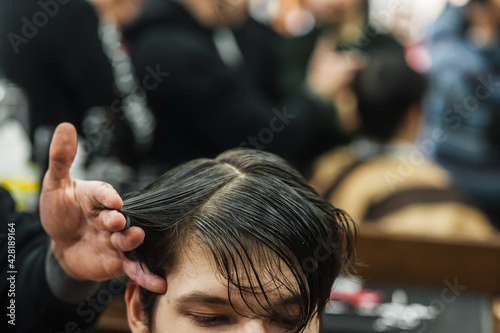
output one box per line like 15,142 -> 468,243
353,51 -> 428,142
120,149 -> 356,332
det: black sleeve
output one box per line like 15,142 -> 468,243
0,188 -> 102,333
50,0 -> 121,118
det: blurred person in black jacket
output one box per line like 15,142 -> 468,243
0,0 -> 119,145
0,0 -> 152,175
0,123 -> 166,333
124,0 -> 349,175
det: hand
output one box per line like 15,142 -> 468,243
40,123 -> 166,293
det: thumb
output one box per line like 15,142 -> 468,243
43,122 -> 78,189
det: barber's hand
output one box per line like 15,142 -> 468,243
40,123 -> 166,293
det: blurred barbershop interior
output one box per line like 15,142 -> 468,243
1,0 -> 500,332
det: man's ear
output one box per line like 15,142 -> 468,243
125,280 -> 149,333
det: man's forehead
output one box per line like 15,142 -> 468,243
171,239 -> 302,305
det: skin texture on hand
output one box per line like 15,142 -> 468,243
39,123 -> 166,293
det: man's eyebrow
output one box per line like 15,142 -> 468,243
176,291 -> 301,308
176,292 -> 231,306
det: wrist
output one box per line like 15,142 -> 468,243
45,243 -> 102,304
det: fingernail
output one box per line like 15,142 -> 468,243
125,215 -> 132,229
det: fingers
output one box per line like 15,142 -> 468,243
110,226 -> 145,252
43,123 -> 78,189
84,180 -> 124,210
113,227 -> 167,293
102,210 -> 127,231
123,259 -> 167,294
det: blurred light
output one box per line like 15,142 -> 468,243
449,0 -> 471,7
249,0 -> 280,24
285,7 -> 315,36
369,0 -> 449,43
406,43 -> 432,72
0,84 -> 5,102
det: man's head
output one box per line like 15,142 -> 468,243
351,51 -> 427,143
121,149 -> 356,332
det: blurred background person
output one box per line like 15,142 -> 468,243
423,0 -> 500,228
0,0 -> 153,194
249,0 -> 407,141
274,0 -> 404,103
123,0 -> 349,177
0,0 -> 121,164
309,51 -> 495,237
